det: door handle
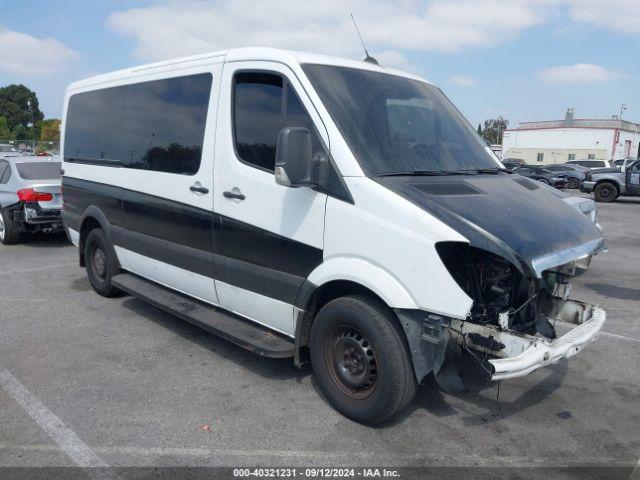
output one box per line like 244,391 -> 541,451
190,184 -> 209,194
223,190 -> 246,200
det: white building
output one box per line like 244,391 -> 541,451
501,109 -> 640,165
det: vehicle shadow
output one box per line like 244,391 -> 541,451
20,232 -> 70,248
119,296 -> 310,382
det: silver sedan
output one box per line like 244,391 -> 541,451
0,156 -> 63,244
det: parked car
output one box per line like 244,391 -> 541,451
513,165 -> 568,188
544,164 -> 589,189
0,144 -> 21,157
501,158 -> 525,170
0,156 -> 63,244
566,159 -> 611,169
613,157 -> 637,168
61,47 -> 606,424
581,157 -> 640,202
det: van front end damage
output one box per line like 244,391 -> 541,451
396,240 -> 606,388
449,298 -> 605,381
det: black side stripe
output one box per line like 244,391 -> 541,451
62,177 -> 323,305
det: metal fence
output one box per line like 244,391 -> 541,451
0,139 -> 60,155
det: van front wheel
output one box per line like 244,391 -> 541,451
310,295 -> 417,424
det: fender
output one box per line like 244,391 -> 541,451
305,256 -> 419,309
77,206 -> 120,269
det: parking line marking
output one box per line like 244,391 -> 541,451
556,321 -> 640,344
0,262 -> 77,277
0,369 -> 120,480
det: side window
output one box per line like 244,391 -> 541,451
233,71 -> 322,172
0,160 -> 9,183
64,73 -> 212,175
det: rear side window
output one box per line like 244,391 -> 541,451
233,72 -> 322,172
64,73 -> 212,175
15,162 -> 62,180
0,161 -> 9,183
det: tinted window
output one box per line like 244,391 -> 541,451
15,162 -> 61,180
65,73 -> 212,175
0,146 -> 17,153
303,64 -> 499,175
233,72 -> 322,171
0,161 -> 8,183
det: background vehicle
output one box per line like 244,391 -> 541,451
566,159 -> 611,169
0,156 -> 63,244
501,158 -> 525,170
0,144 -> 21,158
581,158 -> 640,202
544,164 -> 589,189
513,165 -> 568,188
613,157 -> 637,168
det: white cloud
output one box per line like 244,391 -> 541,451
107,0 -> 553,63
537,63 -> 618,83
567,0 -> 640,34
0,28 -> 79,75
451,75 -> 477,86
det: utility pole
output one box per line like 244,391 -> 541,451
620,103 -> 627,120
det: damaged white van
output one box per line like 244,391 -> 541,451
61,48 -> 606,424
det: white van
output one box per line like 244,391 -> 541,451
61,48 -> 606,424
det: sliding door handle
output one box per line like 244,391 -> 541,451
223,190 -> 245,200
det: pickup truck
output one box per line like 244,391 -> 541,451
581,158 -> 640,202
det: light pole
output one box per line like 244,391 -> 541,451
620,103 -> 627,120
27,99 -> 36,151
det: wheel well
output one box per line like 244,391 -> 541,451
294,280 -> 403,367
78,217 -> 101,267
595,179 -> 620,194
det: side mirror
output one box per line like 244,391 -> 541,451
274,127 -> 313,187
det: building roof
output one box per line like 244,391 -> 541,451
505,117 -> 640,133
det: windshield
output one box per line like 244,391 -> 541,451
0,145 -> 17,152
16,162 -> 61,180
302,64 -> 499,176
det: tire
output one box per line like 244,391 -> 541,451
567,177 -> 580,189
310,295 -> 417,425
84,228 -> 121,297
594,182 -> 618,203
0,208 -> 21,245
537,178 -> 550,185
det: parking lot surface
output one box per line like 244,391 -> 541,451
1,195 -> 639,476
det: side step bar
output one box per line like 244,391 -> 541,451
111,273 -> 295,358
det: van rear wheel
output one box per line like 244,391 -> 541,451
84,228 -> 121,297
310,295 -> 417,424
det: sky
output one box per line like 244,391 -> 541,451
0,0 -> 638,130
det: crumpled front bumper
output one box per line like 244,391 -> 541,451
449,299 -> 606,381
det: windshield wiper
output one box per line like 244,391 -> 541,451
375,169 -> 473,177
458,167 -> 510,174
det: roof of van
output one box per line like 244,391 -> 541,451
67,47 -> 429,91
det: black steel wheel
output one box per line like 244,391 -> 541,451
594,182 -> 618,203
310,295 -> 417,424
84,228 -> 121,297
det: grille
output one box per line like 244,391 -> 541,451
411,182 -> 483,196
514,178 -> 539,190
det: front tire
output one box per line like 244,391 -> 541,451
84,228 -> 121,297
0,208 -> 20,245
567,177 -> 580,189
310,295 -> 417,424
594,182 -> 618,203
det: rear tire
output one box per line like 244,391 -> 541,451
0,208 -> 20,245
594,182 -> 618,203
310,295 -> 417,425
537,178 -> 550,185
84,228 -> 121,297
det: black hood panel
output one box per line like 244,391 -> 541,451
376,174 -> 604,277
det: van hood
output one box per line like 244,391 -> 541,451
375,173 -> 605,278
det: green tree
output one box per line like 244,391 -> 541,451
482,116 -> 508,145
0,116 -> 10,139
0,84 -> 44,132
477,123 -> 482,137
39,119 -> 61,142
12,125 -> 30,141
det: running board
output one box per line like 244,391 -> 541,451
111,273 -> 295,358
